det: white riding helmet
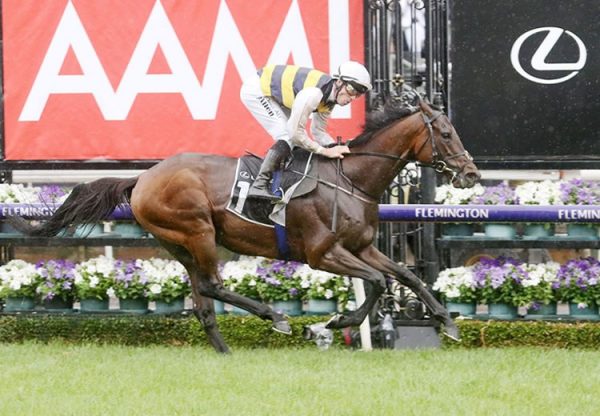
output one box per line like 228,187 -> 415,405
333,61 -> 373,94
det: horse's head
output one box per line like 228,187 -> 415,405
413,99 -> 480,188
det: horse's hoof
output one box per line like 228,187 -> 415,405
442,322 -> 461,342
325,314 -> 343,329
272,320 -> 292,335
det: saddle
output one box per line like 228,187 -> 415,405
226,148 -> 318,226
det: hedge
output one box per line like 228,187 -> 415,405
450,319 -> 600,349
1,314 -> 600,349
0,314 -> 337,349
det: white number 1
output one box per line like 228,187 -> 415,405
234,182 -> 250,213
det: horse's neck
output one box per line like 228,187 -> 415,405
345,114 -> 423,198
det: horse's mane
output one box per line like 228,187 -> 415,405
348,98 -> 417,147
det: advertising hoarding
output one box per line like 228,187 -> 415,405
450,0 -> 599,168
2,0 -> 365,160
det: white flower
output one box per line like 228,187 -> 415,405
0,259 -> 38,296
0,184 -> 41,203
141,258 -> 189,297
149,283 -> 162,294
435,183 -> 485,205
9,280 -> 23,291
433,266 -> 475,299
106,287 -> 115,298
77,255 -> 116,279
221,255 -> 264,282
523,262 -> 560,287
515,181 -> 563,205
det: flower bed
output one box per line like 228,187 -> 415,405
221,256 -> 353,307
0,183 -> 70,204
436,178 -> 600,207
435,256 -> 600,316
1,255 -> 354,314
435,179 -> 600,239
0,256 -> 191,309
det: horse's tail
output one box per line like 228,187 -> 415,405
7,177 -> 139,237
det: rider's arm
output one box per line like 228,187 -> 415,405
286,88 -> 325,154
310,111 -> 335,146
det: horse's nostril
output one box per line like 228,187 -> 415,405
452,171 -> 481,189
466,172 -> 481,182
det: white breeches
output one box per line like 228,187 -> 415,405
240,74 -> 292,146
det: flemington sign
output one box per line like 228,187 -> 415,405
1,203 -> 599,223
378,205 -> 600,223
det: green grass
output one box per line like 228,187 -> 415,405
0,343 -> 599,415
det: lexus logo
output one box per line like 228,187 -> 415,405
510,27 -> 587,85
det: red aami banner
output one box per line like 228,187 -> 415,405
2,0 -> 365,160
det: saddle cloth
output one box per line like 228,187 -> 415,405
226,149 -> 318,227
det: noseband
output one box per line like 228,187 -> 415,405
415,110 -> 472,179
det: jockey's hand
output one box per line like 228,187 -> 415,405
321,145 -> 350,159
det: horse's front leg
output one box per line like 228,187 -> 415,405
311,244 -> 386,329
357,245 -> 460,341
192,295 -> 230,354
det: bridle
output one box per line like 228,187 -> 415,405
414,109 -> 472,179
350,108 -> 473,180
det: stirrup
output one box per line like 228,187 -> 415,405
247,185 -> 282,202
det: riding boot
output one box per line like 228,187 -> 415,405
248,140 -> 291,202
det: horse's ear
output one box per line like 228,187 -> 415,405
395,84 -> 420,110
432,92 -> 445,111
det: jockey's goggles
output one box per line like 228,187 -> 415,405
345,81 -> 369,96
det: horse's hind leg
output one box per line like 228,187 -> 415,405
198,284 -> 292,335
159,228 -> 292,337
155,238 -> 230,353
184,236 -> 292,335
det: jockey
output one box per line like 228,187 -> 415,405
240,61 -> 372,202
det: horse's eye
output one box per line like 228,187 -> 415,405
441,132 -> 451,139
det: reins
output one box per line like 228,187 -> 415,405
288,168 -> 378,204
289,107 -> 471,205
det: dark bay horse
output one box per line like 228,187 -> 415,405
10,96 -> 480,353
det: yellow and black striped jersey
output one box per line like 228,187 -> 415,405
258,65 -> 334,113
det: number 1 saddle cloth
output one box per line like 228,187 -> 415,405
226,148 -> 318,227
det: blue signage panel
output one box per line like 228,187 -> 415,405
1,203 -> 599,223
378,204 -> 600,223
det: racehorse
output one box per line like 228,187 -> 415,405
9,94 -> 480,353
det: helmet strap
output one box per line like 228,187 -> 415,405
333,80 -> 344,104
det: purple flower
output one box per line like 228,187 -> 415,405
35,259 -> 77,301
38,185 -> 69,204
555,257 -> 600,304
472,183 -> 517,205
472,256 -> 527,305
113,259 -> 151,299
560,178 -> 600,205
255,259 -> 306,301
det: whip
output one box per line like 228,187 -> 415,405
331,136 -> 342,233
